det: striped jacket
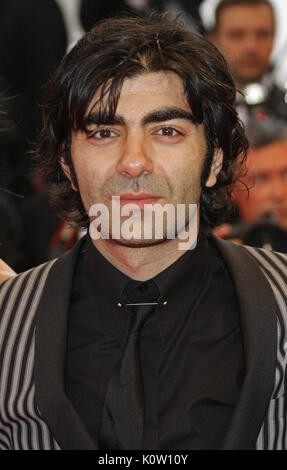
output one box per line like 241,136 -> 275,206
0,235 -> 286,450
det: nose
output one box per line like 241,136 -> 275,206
243,33 -> 259,53
117,131 -> 153,179
270,177 -> 287,201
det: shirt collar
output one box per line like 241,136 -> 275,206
153,229 -> 208,300
82,229 -> 209,344
83,234 -> 130,304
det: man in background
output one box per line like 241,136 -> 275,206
210,0 -> 287,123
215,117 -> 287,251
234,118 -> 287,229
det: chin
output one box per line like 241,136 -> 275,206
114,236 -> 168,248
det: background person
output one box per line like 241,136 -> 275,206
234,118 -> 287,229
209,0 -> 287,123
214,117 -> 287,251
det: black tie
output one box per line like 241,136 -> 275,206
99,279 -> 160,449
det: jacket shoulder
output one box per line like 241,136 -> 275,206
0,258 -> 58,324
0,258 -> 56,289
240,244 -> 287,278
0,237 -> 85,324
0,236 -> 85,299
239,245 -> 287,325
211,235 -> 287,299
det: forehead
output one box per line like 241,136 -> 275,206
247,141 -> 287,172
87,71 -> 191,118
120,71 -> 185,96
218,4 -> 274,31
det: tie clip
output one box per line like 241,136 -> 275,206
117,301 -> 167,307
125,302 -> 159,306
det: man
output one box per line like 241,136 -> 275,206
234,118 -> 287,229
215,118 -> 287,250
0,14 -> 286,451
210,0 -> 287,123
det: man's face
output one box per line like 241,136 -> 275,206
234,140 -> 287,229
67,71 -> 221,245
213,4 -> 274,87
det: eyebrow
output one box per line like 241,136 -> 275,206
84,107 -> 197,128
84,113 -> 125,127
141,107 -> 197,126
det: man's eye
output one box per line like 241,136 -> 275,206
228,31 -> 244,40
90,128 -> 117,139
256,30 -> 272,40
252,174 -> 268,184
155,127 -> 181,137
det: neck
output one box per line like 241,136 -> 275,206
234,77 -> 247,91
235,76 -> 264,91
91,236 -> 196,281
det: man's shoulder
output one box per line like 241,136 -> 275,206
240,244 -> 287,272
214,235 -> 287,267
0,257 -> 59,300
225,243 -> 287,325
211,234 -> 287,283
266,83 -> 287,120
0,237 -> 86,317
0,236 -> 86,294
237,244 -> 287,304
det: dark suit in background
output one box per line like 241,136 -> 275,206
0,0 -> 67,196
80,0 -> 205,32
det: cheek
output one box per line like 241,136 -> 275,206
221,42 -> 240,61
72,148 -> 110,192
236,188 -> 265,219
71,159 -> 107,210
261,41 -> 273,57
172,162 -> 204,203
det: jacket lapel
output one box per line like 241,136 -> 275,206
34,237 -> 98,450
211,236 -> 278,449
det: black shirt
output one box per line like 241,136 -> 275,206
66,231 -> 245,449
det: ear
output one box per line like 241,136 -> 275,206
205,148 -> 223,188
60,159 -> 78,192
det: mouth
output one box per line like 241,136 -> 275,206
118,193 -> 161,209
273,208 -> 287,219
240,57 -> 261,68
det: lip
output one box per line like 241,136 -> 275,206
274,208 -> 287,218
241,59 -> 260,67
118,193 -> 160,209
120,193 -> 160,200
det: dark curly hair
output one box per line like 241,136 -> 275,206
36,13 -> 248,229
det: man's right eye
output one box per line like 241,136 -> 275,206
252,174 -> 268,184
228,30 -> 244,40
88,128 -> 118,139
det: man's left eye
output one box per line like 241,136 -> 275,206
155,127 -> 181,137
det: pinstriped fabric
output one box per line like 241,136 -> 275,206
0,260 -> 61,450
242,246 -> 287,450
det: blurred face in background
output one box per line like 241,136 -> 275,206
234,140 -> 287,229
212,3 -> 275,88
